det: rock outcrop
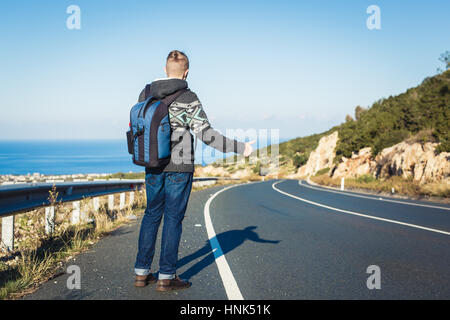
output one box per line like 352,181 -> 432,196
332,147 -> 377,178
373,142 -> 450,184
296,131 -> 338,177
295,131 -> 450,184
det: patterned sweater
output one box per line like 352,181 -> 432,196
138,78 -> 245,173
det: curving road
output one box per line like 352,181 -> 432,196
25,179 -> 450,300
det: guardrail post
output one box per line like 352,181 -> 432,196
45,206 -> 55,235
1,216 -> 14,251
129,191 -> 135,207
341,177 -> 345,191
119,193 -> 125,210
93,197 -> 100,211
71,201 -> 81,224
108,195 -> 114,211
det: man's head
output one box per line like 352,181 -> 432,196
165,50 -> 189,80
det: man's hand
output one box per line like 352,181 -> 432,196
243,140 -> 256,157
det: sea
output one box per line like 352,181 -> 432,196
0,138 -> 288,176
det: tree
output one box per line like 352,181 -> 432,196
437,51 -> 450,73
355,105 -> 367,121
345,114 -> 354,122
293,154 -> 307,168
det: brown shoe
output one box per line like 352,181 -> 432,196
134,274 -> 157,287
156,275 -> 191,292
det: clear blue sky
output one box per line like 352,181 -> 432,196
0,0 -> 448,140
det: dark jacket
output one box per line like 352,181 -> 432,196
138,78 -> 245,173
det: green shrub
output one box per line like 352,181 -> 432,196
253,161 -> 261,174
356,174 -> 376,183
292,154 -> 308,168
315,167 -> 330,176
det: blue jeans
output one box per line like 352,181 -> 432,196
134,171 -> 193,279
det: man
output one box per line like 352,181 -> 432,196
134,50 -> 254,292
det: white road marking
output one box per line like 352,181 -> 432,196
272,181 -> 450,236
204,184 -> 245,300
300,179 -> 450,211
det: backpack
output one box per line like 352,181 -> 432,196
126,88 -> 188,168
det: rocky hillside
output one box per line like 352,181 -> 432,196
279,69 -> 450,168
292,131 -> 450,185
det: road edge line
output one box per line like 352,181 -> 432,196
204,184 -> 246,300
272,181 -> 450,236
300,179 -> 450,211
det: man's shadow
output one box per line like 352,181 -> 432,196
177,226 -> 280,280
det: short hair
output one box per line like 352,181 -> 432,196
166,50 -> 189,77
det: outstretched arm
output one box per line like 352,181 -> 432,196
178,97 -> 254,156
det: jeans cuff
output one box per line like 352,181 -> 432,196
158,273 -> 175,280
135,268 -> 150,276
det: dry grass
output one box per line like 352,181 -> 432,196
310,174 -> 450,200
0,250 -> 55,299
0,189 -> 148,300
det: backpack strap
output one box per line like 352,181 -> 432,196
161,88 -> 190,107
144,85 -> 152,100
138,95 -> 156,118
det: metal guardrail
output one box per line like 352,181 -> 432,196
0,177 -> 228,251
0,180 -> 145,218
0,177 -> 228,217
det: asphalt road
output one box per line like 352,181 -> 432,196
24,179 -> 450,300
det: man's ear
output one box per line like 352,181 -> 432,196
164,66 -> 168,77
183,69 -> 189,80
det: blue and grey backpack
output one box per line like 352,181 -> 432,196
126,88 -> 188,168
